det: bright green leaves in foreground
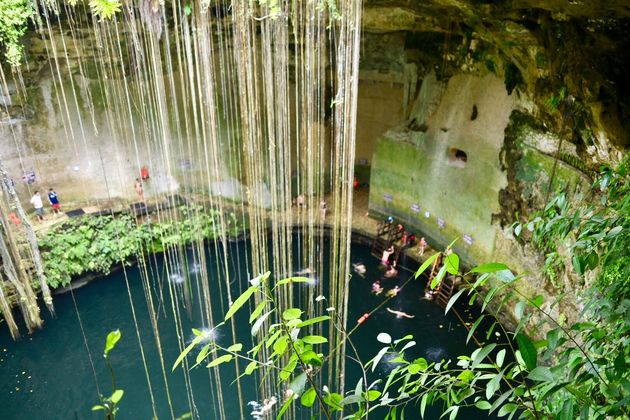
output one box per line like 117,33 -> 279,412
92,330 -> 124,418
171,201 -> 630,420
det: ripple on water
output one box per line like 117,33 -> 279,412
169,273 -> 184,284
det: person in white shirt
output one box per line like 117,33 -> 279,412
30,191 -> 44,222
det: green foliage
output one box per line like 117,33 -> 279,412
88,0 -> 121,21
175,234 -> 629,419
546,85 -> 567,112
92,330 -> 124,419
0,0 -> 121,66
0,0 -> 32,66
38,206 -> 240,288
514,158 -> 629,301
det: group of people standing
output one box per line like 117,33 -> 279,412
295,193 -> 327,219
29,189 -> 61,222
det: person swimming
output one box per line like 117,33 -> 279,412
352,262 -> 367,277
386,285 -> 401,298
294,267 -> 314,276
381,245 -> 394,265
372,280 -> 383,295
387,307 -> 415,319
250,396 -> 278,418
384,261 -> 398,278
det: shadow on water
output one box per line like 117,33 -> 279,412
0,235 -> 496,419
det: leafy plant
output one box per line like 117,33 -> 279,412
0,0 -> 32,66
92,330 -> 124,419
38,205 -> 242,288
88,0 -> 122,21
174,234 -> 629,419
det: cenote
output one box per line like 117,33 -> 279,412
0,236 -> 495,419
1,0 -> 629,419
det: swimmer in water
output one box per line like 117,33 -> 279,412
386,285 -> 401,298
372,280 -> 383,295
294,267 -> 314,276
251,396 -> 278,417
381,244 -> 394,265
352,262 -> 367,277
384,261 -> 398,278
387,307 -> 415,319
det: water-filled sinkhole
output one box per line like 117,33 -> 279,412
0,235 -> 497,419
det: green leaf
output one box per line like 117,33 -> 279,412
377,332 -> 392,344
224,286 -> 259,321
297,316 -> 330,328
457,370 -> 474,383
445,253 -> 460,275
195,344 -> 211,366
249,300 -> 269,323
527,366 -> 554,382
420,393 -> 429,418
470,263 -> 509,273
251,310 -> 273,336
485,373 -> 501,399
288,372 -> 307,395
226,343 -> 243,353
110,389 -> 124,404
301,387 -> 317,407
366,390 -> 381,402
449,406 -> 459,420
497,403 -> 517,417
431,265 -> 447,289
273,336 -> 289,357
302,335 -> 328,344
496,349 -> 506,368
531,295 -> 543,308
300,350 -> 322,366
467,315 -> 485,344
323,393 -> 344,411
276,276 -> 311,286
489,390 -> 512,414
206,354 -> 233,368
557,399 -> 574,420
415,253 -> 440,279
172,335 -> 203,371
445,288 -> 465,314
515,333 -> 537,371
104,329 -> 121,356
91,405 -> 106,411
472,343 -> 497,369
276,394 -> 294,419
283,308 -> 303,320
475,401 -> 491,410
279,358 -> 298,381
244,361 -> 257,375
514,301 -> 525,320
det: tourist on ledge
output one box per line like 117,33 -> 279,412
30,191 -> 44,222
48,188 -> 61,216
418,237 -> 427,256
135,178 -> 144,201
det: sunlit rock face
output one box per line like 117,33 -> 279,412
363,0 -> 630,157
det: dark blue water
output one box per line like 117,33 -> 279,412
0,237 -> 493,419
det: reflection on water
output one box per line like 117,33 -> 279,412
169,273 -> 185,284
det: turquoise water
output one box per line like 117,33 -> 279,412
0,237 -> 492,419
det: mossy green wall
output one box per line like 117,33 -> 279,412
368,74 -> 513,264
369,135 -> 503,264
